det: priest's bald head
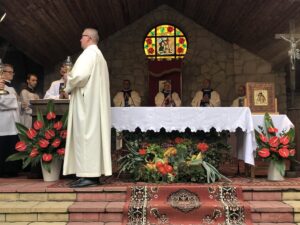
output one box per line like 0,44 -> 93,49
80,28 -> 99,49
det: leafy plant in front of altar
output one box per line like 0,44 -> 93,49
255,113 -> 296,176
6,100 -> 68,172
118,137 -> 231,183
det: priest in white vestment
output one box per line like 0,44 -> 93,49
113,79 -> 141,106
44,64 -> 69,99
191,79 -> 221,107
231,85 -> 246,107
155,81 -> 181,107
63,28 -> 112,188
0,64 -> 21,177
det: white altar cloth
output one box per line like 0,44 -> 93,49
111,107 -> 253,132
111,107 -> 255,165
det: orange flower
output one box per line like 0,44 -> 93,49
197,143 -> 209,152
258,148 -> 270,158
15,141 -> 27,152
138,148 -> 147,155
268,127 -> 278,133
33,120 -> 43,130
174,137 -> 184,144
26,128 -> 37,139
42,153 -> 53,162
278,148 -> 289,158
259,134 -> 268,143
280,136 -> 289,145
29,148 -> 39,158
269,136 -> 280,148
46,112 -> 56,120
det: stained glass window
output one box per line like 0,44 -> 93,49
144,24 -> 188,60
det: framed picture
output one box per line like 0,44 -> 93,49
246,82 -> 277,113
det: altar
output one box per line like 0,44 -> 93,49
29,100 -> 294,166
111,107 -> 295,166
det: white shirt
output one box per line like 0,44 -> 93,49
0,86 -> 20,135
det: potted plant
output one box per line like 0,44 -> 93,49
255,113 -> 296,181
7,100 -> 68,181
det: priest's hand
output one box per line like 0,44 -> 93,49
59,91 -> 69,99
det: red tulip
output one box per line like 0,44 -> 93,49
33,120 -> 43,130
197,143 -> 209,152
44,129 -> 55,140
269,136 -> 280,148
280,136 -> 289,145
259,134 -> 268,143
289,149 -> 296,156
258,148 -> 270,158
57,148 -> 65,155
278,148 -> 289,158
138,148 -> 147,155
268,127 -> 278,133
46,112 -> 56,120
53,121 -> 63,130
60,130 -> 67,139
39,139 -> 49,148
51,138 -> 61,148
15,141 -> 27,152
26,128 -> 37,139
29,147 -> 39,158
174,137 -> 184,144
270,147 -> 277,152
42,153 -> 53,162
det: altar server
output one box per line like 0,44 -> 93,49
20,73 -> 40,128
0,64 -> 20,177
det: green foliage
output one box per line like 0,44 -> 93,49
118,132 -> 231,184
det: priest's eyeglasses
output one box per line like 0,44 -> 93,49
3,70 -> 14,74
82,34 -> 91,39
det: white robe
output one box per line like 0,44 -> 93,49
43,78 -> 64,99
113,90 -> 141,106
20,88 -> 40,128
63,44 -> 112,177
0,86 -> 20,136
155,92 -> 182,107
231,96 -> 246,107
191,90 -> 221,107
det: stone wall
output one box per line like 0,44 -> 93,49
43,5 -> 287,112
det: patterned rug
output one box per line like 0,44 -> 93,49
123,184 -> 253,225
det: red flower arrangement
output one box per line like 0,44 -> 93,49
7,100 -> 68,172
255,113 -> 295,175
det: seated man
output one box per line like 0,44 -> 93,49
155,81 -> 181,107
113,79 -> 141,106
191,79 -> 221,107
44,64 -> 69,99
20,73 -> 40,128
231,85 -> 246,107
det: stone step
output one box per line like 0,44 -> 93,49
69,212 -> 123,223
249,200 -> 300,223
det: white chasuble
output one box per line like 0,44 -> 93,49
63,45 -> 112,177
